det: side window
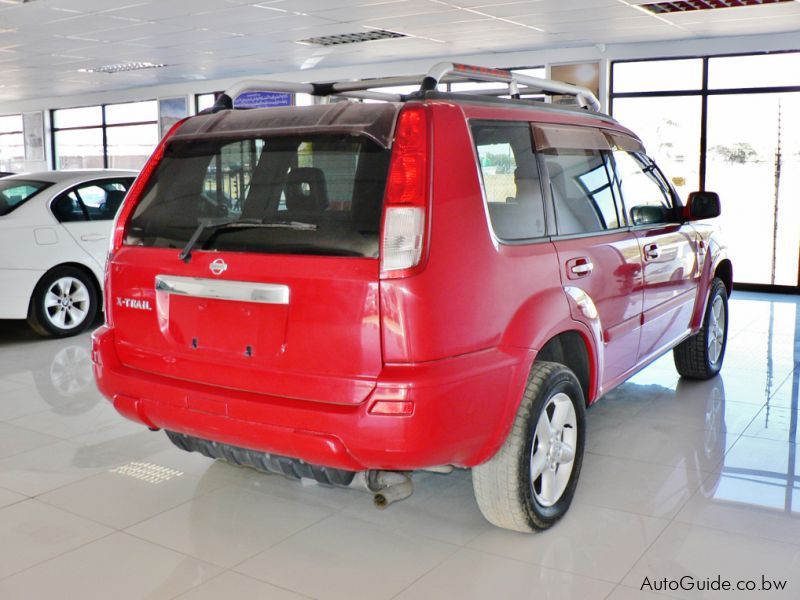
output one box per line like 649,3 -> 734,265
472,121 -> 545,241
534,125 -> 621,235
51,191 -> 87,222
52,179 -> 133,223
611,151 -> 674,226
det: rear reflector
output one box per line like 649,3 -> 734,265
369,400 -> 415,416
368,387 -> 414,415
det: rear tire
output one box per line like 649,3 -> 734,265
673,277 -> 728,380
27,266 -> 98,338
472,361 -> 586,533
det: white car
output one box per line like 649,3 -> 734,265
0,170 -> 137,337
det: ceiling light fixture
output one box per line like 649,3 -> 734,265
640,0 -> 793,13
78,61 -> 166,74
297,29 -> 407,46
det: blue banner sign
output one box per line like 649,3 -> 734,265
233,91 -> 292,109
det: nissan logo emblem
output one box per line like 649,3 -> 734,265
209,258 -> 228,276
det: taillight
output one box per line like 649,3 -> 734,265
380,105 -> 430,275
109,117 -> 189,254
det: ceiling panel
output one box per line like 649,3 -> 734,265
0,0 -> 796,102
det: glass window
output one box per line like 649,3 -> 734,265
544,150 -> 620,234
52,179 -> 133,222
106,123 -> 159,170
0,115 -> 24,173
612,96 -> 702,199
53,106 -> 102,129
196,93 -> 219,113
611,151 -> 674,226
709,52 -> 800,90
105,100 -> 157,125
54,128 -> 104,169
53,100 -> 158,170
0,180 -> 51,216
534,124 -> 620,235
706,92 -> 800,286
472,122 -> 546,240
126,134 -> 391,258
0,132 -> 24,173
613,59 -> 703,93
0,115 -> 22,134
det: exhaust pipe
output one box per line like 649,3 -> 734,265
373,477 -> 413,509
351,471 -> 414,509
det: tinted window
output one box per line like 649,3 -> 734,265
472,122 -> 545,240
543,150 -> 620,235
0,180 -> 51,217
611,151 -> 674,226
52,179 -> 133,222
533,124 -> 623,236
127,135 -> 390,258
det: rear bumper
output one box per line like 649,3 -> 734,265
92,325 -> 531,471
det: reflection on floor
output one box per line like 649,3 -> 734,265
0,291 -> 797,599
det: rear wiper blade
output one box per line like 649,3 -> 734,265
179,218 -> 318,263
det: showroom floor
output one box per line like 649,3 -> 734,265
0,291 -> 797,599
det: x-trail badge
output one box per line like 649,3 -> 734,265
209,258 -> 228,276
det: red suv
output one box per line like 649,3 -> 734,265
93,63 -> 730,532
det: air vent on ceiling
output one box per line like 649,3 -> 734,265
78,61 -> 166,74
297,29 -> 406,47
640,0 -> 793,14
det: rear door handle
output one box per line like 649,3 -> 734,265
80,234 -> 106,242
644,243 -> 661,260
567,257 -> 594,279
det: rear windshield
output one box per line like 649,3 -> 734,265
126,134 -> 390,258
0,180 -> 51,217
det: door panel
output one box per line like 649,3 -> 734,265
554,233 -> 643,390
609,149 -> 698,361
635,224 -> 699,360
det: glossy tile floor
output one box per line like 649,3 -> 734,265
0,291 -> 798,599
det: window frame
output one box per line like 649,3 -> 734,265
51,101 -> 158,170
50,177 -> 134,223
534,124 -> 630,238
0,114 -> 25,173
610,49 -> 800,290
468,119 -> 550,245
607,150 -> 679,229
0,180 -> 53,217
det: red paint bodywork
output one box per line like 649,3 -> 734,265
93,99 -> 729,471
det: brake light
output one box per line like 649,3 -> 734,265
381,105 -> 430,275
109,117 -> 189,254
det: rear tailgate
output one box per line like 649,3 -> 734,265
109,248 -> 381,405
107,103 -> 398,405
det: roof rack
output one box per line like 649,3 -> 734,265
207,61 -> 601,114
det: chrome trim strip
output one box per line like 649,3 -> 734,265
155,275 -> 289,305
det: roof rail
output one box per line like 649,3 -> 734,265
207,61 -> 601,114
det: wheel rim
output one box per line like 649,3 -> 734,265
707,295 -> 726,365
44,277 -> 90,330
531,392 -> 578,508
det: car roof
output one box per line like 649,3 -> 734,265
3,169 -> 138,185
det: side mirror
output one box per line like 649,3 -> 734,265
685,191 -> 721,220
630,204 -> 667,226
